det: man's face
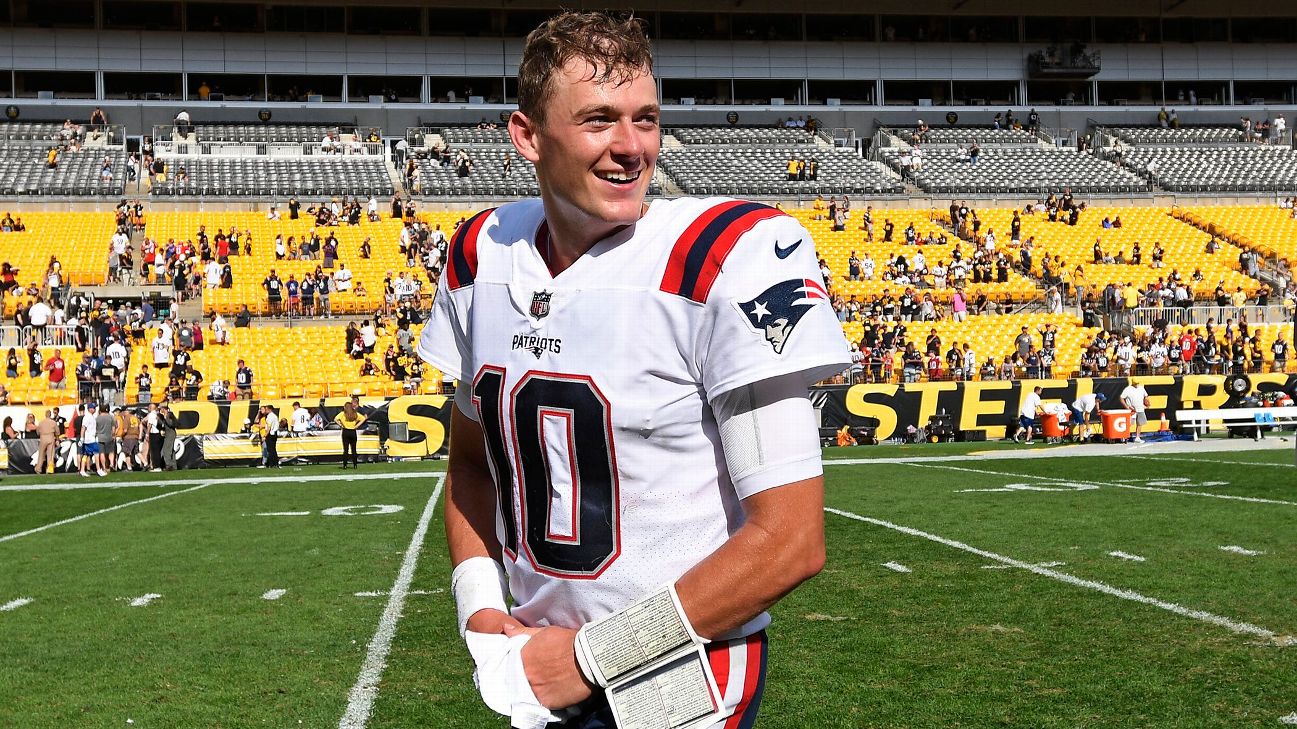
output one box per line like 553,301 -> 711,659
512,59 -> 659,235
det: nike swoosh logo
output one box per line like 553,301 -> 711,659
774,239 -> 802,259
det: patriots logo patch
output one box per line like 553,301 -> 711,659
739,278 -> 828,354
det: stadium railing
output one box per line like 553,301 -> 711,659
2,324 -> 79,349
1116,304 -> 1293,330
154,139 -> 385,159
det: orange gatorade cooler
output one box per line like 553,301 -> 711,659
1042,413 -> 1068,439
1100,409 -> 1133,442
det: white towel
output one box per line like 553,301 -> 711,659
465,631 -> 570,729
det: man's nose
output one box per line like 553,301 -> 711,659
609,119 -> 645,160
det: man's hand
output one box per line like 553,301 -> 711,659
466,607 -> 524,635
503,623 -> 594,709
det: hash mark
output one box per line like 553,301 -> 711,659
1219,545 -> 1264,556
1108,551 -> 1146,562
1,597 -> 33,612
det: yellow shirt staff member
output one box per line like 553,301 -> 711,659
334,401 -> 367,469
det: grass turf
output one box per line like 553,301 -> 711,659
1,446 -> 1293,727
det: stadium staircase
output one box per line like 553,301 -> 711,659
385,156 -> 405,196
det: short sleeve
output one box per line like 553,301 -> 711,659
697,215 -> 851,403
417,276 -> 476,419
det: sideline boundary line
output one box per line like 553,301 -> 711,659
1127,454 -> 1295,469
338,473 -> 445,729
0,468 -> 445,492
897,462 -> 1297,507
826,507 -> 1279,641
0,482 -> 213,544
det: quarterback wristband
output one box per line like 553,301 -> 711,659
451,556 -> 509,638
573,583 -> 708,688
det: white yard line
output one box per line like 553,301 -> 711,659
255,511 -> 312,517
1,597 -> 33,612
338,474 -> 445,729
1279,711 -> 1297,725
1108,551 -> 1146,562
1219,545 -> 1265,556
0,469 -> 443,492
901,462 -> 1297,507
353,589 -> 444,598
127,593 -> 162,607
262,589 -> 289,601
882,562 -> 912,573
0,482 -> 213,544
1128,455 -> 1295,469
820,437 -> 1287,467
826,507 -> 1279,641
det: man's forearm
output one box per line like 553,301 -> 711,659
445,465 -> 501,566
445,407 -> 504,567
672,478 -> 826,639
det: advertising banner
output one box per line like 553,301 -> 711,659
2,394 -> 452,473
815,374 -> 1297,440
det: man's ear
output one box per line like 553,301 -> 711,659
508,110 -> 541,164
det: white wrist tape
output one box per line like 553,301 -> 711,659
451,556 -> 509,638
572,583 -> 707,688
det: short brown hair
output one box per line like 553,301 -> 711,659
516,11 -> 654,126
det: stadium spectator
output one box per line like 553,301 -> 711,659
95,405 -> 115,474
259,405 -> 280,468
183,365 -> 204,400
263,269 -> 283,316
34,409 -> 58,475
235,359 -> 254,399
174,109 -> 192,137
29,296 -> 53,343
208,312 -> 230,345
206,378 -> 228,401
42,348 -> 66,390
115,407 -> 140,471
134,365 -> 153,404
158,404 -> 178,470
169,344 -> 191,385
335,400 -> 367,469
26,338 -> 43,378
78,402 -> 106,478
333,263 -> 353,292
1014,326 -> 1032,358
290,401 -> 310,436
140,403 -> 158,470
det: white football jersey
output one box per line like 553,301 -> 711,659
419,197 -> 850,638
151,337 -> 171,365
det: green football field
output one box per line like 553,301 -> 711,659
2,441 -> 1294,728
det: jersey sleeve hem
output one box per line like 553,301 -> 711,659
732,453 -> 824,500
416,340 -> 463,383
706,359 -> 849,404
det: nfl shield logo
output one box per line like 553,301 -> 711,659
530,290 -> 553,319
